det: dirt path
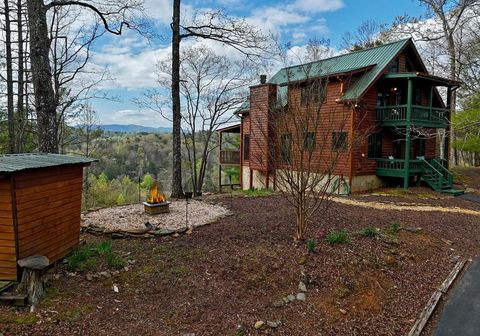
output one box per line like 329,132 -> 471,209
331,197 -> 480,217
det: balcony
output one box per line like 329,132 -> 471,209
376,105 -> 449,128
219,150 -> 241,165
376,158 -> 424,177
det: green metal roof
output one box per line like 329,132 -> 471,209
268,38 -> 411,101
0,153 -> 97,173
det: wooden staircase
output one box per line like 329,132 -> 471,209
421,159 -> 464,195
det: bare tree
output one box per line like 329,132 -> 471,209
26,0 -> 145,153
341,20 -> 388,51
159,45 -> 253,196
391,0 -> 479,164
169,0 -> 270,197
251,55 -> 369,241
2,0 -> 15,153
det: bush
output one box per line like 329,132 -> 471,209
326,229 -> 349,244
358,227 -> 378,238
306,239 -> 317,253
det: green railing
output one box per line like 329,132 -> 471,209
376,158 -> 424,177
376,105 -> 448,127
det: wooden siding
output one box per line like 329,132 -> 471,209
276,80 -> 352,176
0,178 -> 16,281
249,84 -> 276,171
15,165 -> 83,264
242,114 -> 251,163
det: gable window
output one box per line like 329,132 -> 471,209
332,132 -> 348,151
280,133 -> 292,163
243,135 -> 250,161
367,133 -> 383,158
388,58 -> 399,73
303,132 -> 315,152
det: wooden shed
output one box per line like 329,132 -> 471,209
0,154 -> 95,281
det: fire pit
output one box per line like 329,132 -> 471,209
143,183 -> 170,215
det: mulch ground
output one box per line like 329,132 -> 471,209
1,193 -> 479,336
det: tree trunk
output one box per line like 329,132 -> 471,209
170,0 -> 183,198
4,0 -> 15,153
26,0 -> 59,153
16,0 -> 26,152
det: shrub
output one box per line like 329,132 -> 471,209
306,239 -> 317,253
326,229 -> 349,244
358,227 -> 378,238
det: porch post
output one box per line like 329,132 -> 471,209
218,132 -> 223,192
404,78 -> 413,190
429,85 -> 433,121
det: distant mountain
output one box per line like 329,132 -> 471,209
97,124 -> 172,133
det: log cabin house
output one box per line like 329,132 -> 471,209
0,154 -> 95,281
218,39 -> 463,194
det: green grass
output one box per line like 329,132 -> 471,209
234,188 -> 273,197
306,239 -> 317,253
358,227 -> 378,238
0,313 -> 38,325
65,240 -> 125,271
386,220 -> 402,235
326,229 -> 349,244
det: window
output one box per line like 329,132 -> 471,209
300,82 -> 326,107
367,133 -> 383,158
377,93 -> 390,107
414,138 -> 426,158
414,89 -> 422,105
280,133 -> 292,163
332,132 -> 348,151
388,58 -> 399,73
243,135 -> 250,161
303,132 -> 315,152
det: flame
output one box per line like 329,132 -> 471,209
147,183 -> 166,204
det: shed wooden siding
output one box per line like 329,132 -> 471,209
242,114 -> 251,163
15,165 -> 83,264
0,178 -> 16,281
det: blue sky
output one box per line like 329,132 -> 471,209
89,0 -> 425,127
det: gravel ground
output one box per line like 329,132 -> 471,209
82,200 -> 231,232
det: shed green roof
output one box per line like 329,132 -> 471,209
268,38 -> 411,101
0,153 -> 97,173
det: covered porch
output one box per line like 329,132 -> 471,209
217,124 -> 241,192
375,72 -> 460,190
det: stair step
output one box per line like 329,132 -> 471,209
441,188 -> 465,196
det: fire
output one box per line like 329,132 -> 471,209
147,183 -> 166,204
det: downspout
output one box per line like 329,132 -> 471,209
240,118 -> 243,189
348,102 -> 355,192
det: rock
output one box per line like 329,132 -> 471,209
282,297 -> 290,304
99,271 -> 111,278
298,281 -> 307,292
296,293 -> 306,301
235,325 -> 246,336
287,294 -> 296,302
153,228 -> 175,236
127,260 -> 136,265
112,284 -> 119,293
172,233 -> 180,238
272,300 -> 285,308
111,233 -> 126,239
267,320 -> 281,328
339,309 -> 347,315
403,227 -> 423,233
441,238 -> 454,245
17,255 -> 50,270
86,273 -> 93,281
254,321 -> 265,330
123,266 -> 130,272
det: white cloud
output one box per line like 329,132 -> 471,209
99,109 -> 169,126
291,0 -> 344,13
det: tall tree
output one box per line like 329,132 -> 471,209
26,0 -> 145,153
3,0 -> 15,153
169,1 -> 269,197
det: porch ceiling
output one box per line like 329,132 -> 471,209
383,72 -> 461,88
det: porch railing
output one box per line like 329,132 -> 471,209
376,158 -> 424,173
376,105 -> 448,126
219,150 -> 241,165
